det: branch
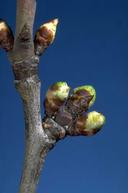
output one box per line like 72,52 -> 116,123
14,0 -> 36,61
7,1 -> 53,193
0,0 -> 106,192
15,0 -> 36,40
16,78 -> 50,193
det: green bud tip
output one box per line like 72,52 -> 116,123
74,85 -> 96,107
40,18 -> 58,44
0,20 -> 7,31
53,82 -> 70,100
46,82 -> 70,101
85,111 -> 106,131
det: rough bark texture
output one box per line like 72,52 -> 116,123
15,78 -> 50,193
7,1 -> 68,192
8,1 -> 52,193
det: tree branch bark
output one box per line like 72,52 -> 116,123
14,0 -> 36,61
15,0 -> 36,39
16,78 -> 49,193
8,1 -> 53,193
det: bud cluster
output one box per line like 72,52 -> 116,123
44,82 -> 105,137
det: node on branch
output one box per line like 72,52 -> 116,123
1,1 -> 106,191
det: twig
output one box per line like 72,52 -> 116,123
0,0 -> 105,192
7,1 -> 52,193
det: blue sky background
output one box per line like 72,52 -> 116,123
0,0 -> 128,193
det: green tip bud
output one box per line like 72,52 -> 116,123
44,82 -> 70,116
40,18 -> 58,44
34,18 -> 59,55
74,85 -> 96,107
85,111 -> 105,131
52,82 -> 70,100
75,111 -> 105,136
0,19 -> 14,51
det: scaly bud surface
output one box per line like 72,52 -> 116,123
74,85 -> 96,107
0,19 -> 14,51
66,85 -> 95,116
75,111 -> 105,136
44,82 -> 70,117
34,18 -> 58,55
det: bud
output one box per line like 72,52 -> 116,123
34,18 -> 58,55
66,85 -> 96,116
75,111 -> 105,136
74,85 -> 96,107
55,105 -> 73,127
44,82 -> 70,117
0,19 -> 14,51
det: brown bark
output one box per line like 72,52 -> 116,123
8,1 -> 52,193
